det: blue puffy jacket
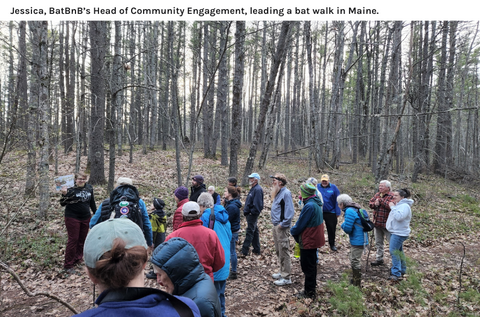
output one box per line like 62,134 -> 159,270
341,204 -> 369,247
201,205 -> 232,281
151,237 -> 221,317
224,198 -> 242,233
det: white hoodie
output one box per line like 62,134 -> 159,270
386,198 -> 413,236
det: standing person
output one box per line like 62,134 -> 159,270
269,174 -> 294,286
241,173 -> 264,257
146,197 -> 168,280
198,193 -> 231,317
290,183 -> 325,299
338,194 -> 369,287
368,180 -> 395,266
166,201 -> 225,281
208,186 -> 222,205
76,219 -> 200,317
172,186 -> 189,231
89,177 -> 153,248
151,238 -> 222,317
223,186 -> 242,280
386,188 -> 413,281
60,172 -> 97,273
317,174 -> 341,251
190,175 -> 207,202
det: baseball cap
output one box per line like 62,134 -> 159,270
320,174 -> 329,181
84,218 -> 147,268
181,201 -> 201,216
270,174 -> 287,185
248,173 -> 261,180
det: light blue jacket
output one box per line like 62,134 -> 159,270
201,205 -> 232,281
341,205 -> 369,247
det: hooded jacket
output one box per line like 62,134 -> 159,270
290,196 -> 325,249
151,237 -> 221,317
386,198 -> 413,236
200,205 -> 232,281
224,198 -> 242,233
341,202 -> 369,246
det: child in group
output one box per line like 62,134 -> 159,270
146,197 -> 167,279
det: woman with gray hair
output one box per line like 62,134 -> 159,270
198,192 -> 231,317
338,194 -> 370,287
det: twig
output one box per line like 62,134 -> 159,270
0,260 -> 78,314
456,241 -> 466,307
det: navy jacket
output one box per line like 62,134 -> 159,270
244,184 -> 264,216
224,198 -> 242,233
151,237 -> 221,317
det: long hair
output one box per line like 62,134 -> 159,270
226,186 -> 241,199
87,238 -> 148,289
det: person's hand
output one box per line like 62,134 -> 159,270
148,244 -> 154,253
60,186 -> 68,195
374,199 -> 380,207
388,202 -> 395,208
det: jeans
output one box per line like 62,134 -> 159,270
300,248 -> 317,297
323,212 -> 338,247
242,213 -> 260,255
272,225 -> 291,278
64,217 -> 90,269
230,232 -> 238,273
389,234 -> 408,277
374,226 -> 391,261
214,280 -> 227,317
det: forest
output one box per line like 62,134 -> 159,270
0,20 -> 480,316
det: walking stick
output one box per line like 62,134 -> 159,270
364,210 -> 377,272
92,283 -> 96,308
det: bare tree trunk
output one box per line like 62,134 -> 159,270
29,21 -> 50,219
218,21 -> 230,166
241,21 -> 292,186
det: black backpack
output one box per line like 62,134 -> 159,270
109,184 -> 143,232
354,208 -> 374,232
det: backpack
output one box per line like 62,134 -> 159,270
109,184 -> 143,232
355,208 -> 374,232
208,209 -> 215,230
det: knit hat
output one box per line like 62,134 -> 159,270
116,177 -> 133,187
174,186 -> 189,201
300,183 -> 317,199
153,198 -> 165,210
192,175 -> 204,184
181,201 -> 201,217
83,218 -> 148,268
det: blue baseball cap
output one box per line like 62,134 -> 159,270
248,173 -> 261,180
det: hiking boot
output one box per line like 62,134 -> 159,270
371,259 -> 384,266
228,271 -> 237,280
272,272 -> 282,279
63,268 -> 76,274
146,270 -> 157,280
352,269 -> 362,287
274,278 -> 292,286
330,245 -> 338,252
295,291 -> 316,299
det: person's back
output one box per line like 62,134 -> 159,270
152,237 -> 222,317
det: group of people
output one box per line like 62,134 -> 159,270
59,171 -> 413,315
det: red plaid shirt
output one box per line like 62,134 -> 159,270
369,191 -> 394,228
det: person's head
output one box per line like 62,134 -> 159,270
300,183 -> 317,200
306,177 -> 318,186
174,186 -> 189,203
337,194 -> 353,210
181,201 -> 202,221
151,237 -> 205,295
83,219 -> 148,292
224,186 -> 241,200
227,177 -> 237,187
378,180 -> 392,194
270,173 -> 287,200
191,175 -> 204,188
320,174 -> 330,187
116,177 -> 133,188
75,172 -> 88,187
392,188 -> 411,203
248,173 -> 260,187
197,192 -> 214,213
153,198 -> 165,210
207,186 -> 215,195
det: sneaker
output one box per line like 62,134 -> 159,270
274,278 -> 292,286
228,271 -> 237,280
371,259 -> 384,266
387,275 -> 399,281
272,272 -> 282,279
146,270 -> 157,280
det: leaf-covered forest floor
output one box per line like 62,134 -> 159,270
1,148 -> 479,316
